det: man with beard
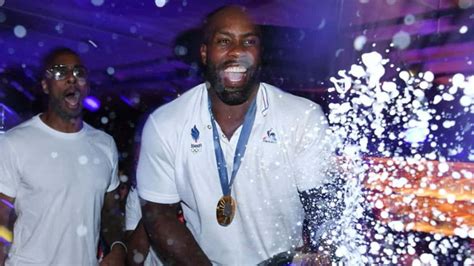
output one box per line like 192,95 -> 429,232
0,47 -> 125,265
136,5 -> 343,265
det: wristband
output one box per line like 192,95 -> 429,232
110,241 -> 127,253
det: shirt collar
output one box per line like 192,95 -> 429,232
199,82 -> 271,127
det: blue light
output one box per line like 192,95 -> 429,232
84,96 -> 100,112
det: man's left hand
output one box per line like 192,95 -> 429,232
100,245 -> 126,266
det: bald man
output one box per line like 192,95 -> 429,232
135,5 -> 343,265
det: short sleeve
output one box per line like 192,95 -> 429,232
125,188 -> 142,230
136,115 -> 180,204
106,137 -> 120,192
294,105 -> 335,192
0,138 -> 20,198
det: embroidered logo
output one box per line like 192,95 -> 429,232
263,128 -> 278,143
190,125 -> 202,153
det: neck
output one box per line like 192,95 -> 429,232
210,88 -> 258,140
40,111 -> 83,133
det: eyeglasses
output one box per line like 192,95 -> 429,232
45,64 -> 88,81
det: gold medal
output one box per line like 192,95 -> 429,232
216,195 -> 236,226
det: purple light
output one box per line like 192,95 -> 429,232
0,199 -> 13,209
120,95 -> 133,107
84,96 -> 100,112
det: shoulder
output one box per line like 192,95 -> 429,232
262,83 -> 326,122
83,123 -> 116,147
145,83 -> 205,130
1,116 -> 38,143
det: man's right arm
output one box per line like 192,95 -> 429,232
141,201 -> 211,266
0,193 -> 15,265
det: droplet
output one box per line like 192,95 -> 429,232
13,25 -> 27,38
438,162 -> 449,173
423,71 -> 434,82
91,0 -> 104,6
174,45 -> 188,56
392,31 -> 411,50
442,120 -> 455,128
51,152 -> 58,158
375,199 -> 384,209
404,14 -> 415,25
76,224 -> 87,236
459,25 -> 468,34
419,253 -> 436,264
155,0 -> 168,7
446,194 -> 456,204
452,73 -> 465,87
106,67 -> 115,75
460,95 -> 471,106
354,35 -> 367,51
119,174 -> 128,182
78,155 -> 89,165
133,252 -> 145,263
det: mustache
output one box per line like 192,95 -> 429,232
219,56 -> 255,69
62,87 -> 82,98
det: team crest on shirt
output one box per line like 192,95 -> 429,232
263,128 -> 278,143
190,125 -> 202,153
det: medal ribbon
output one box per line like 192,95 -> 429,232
209,95 -> 257,196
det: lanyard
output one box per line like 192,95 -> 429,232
208,96 -> 257,196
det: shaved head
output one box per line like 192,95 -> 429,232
202,5 -> 261,45
200,5 -> 262,105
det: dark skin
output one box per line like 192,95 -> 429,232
0,52 -> 125,266
140,6 -> 261,265
202,6 -> 261,139
125,221 -> 149,266
40,53 -> 89,133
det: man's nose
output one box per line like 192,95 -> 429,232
65,70 -> 77,83
228,43 -> 245,58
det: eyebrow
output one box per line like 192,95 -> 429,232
215,31 -> 260,39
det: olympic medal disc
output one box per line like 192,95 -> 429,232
216,195 -> 236,226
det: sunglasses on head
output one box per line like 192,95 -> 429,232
45,64 -> 88,81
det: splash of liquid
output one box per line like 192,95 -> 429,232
326,51 -> 473,264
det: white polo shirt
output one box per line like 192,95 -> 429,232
137,83 -> 332,265
0,115 -> 119,266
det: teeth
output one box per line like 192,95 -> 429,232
224,66 -> 246,73
64,91 -> 80,107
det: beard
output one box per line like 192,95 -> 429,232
205,60 -> 261,106
48,93 -> 83,121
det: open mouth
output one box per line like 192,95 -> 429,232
223,66 -> 247,83
64,91 -> 81,108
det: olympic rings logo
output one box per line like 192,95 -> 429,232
190,143 -> 202,153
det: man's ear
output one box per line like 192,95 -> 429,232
200,44 -> 207,65
41,80 -> 49,95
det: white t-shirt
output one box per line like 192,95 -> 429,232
0,114 -> 119,266
125,188 -> 162,266
137,83 -> 333,265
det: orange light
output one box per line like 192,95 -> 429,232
362,157 -> 473,236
